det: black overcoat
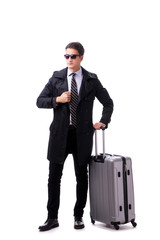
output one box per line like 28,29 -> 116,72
36,67 -> 113,165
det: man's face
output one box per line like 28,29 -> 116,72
65,48 -> 83,72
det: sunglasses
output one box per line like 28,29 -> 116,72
64,54 -> 80,59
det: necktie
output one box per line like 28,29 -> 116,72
70,73 -> 78,127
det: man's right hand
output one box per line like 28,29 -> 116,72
56,91 -> 71,103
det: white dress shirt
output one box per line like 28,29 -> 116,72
67,67 -> 83,95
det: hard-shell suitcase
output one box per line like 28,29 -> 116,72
89,128 -> 137,230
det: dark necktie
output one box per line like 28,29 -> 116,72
70,73 -> 78,127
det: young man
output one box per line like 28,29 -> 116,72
37,42 -> 113,231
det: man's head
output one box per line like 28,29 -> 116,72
64,42 -> 85,72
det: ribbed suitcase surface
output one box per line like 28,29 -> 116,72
89,129 -> 137,230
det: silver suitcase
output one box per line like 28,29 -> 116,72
89,128 -> 137,230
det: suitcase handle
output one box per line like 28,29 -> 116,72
95,127 -> 106,161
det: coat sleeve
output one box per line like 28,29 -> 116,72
36,77 -> 58,109
95,78 -> 114,128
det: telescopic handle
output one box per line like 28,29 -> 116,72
95,127 -> 105,159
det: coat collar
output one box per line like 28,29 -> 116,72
54,67 -> 97,80
54,67 -> 68,79
53,67 -> 97,103
81,67 -> 97,80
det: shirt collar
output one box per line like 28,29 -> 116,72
67,67 -> 82,77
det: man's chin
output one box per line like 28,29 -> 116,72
68,64 -> 74,68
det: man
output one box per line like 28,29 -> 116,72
37,42 -> 113,231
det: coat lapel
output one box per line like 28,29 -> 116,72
79,76 -> 86,102
79,68 -> 96,103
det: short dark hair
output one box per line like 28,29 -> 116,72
65,42 -> 85,56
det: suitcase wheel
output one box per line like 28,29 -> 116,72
131,219 -> 137,228
113,224 -> 119,230
91,216 -> 95,224
111,222 -> 120,230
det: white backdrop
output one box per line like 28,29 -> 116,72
0,0 -> 160,239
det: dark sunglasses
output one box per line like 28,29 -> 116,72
64,54 -> 80,59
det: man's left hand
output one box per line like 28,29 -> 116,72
93,122 -> 106,130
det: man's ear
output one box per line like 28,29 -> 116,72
80,56 -> 84,62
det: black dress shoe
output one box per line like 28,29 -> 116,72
74,217 -> 85,229
39,219 -> 59,231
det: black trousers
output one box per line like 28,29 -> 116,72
47,125 -> 88,219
